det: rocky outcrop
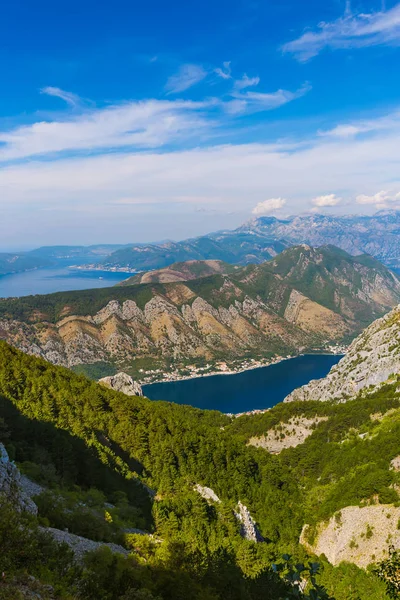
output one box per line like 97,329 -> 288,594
99,372 -> 143,396
43,527 -> 129,561
285,305 -> 400,403
248,416 -> 328,454
301,505 -> 400,568
0,443 -> 38,514
235,501 -> 263,542
194,484 -> 221,503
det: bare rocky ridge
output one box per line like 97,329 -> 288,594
43,527 -> 129,561
301,505 -> 400,568
285,305 -> 400,403
235,501 -> 264,542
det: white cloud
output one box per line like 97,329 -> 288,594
214,61 -> 232,80
356,190 -> 400,207
165,64 -> 208,94
0,99 -> 212,161
228,82 -> 311,115
252,198 -> 287,215
312,194 -> 342,207
4,99 -> 400,244
40,86 -> 81,107
319,111 -> 400,138
234,74 -> 260,90
282,3 -> 400,61
0,82 -> 311,161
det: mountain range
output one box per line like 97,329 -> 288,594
4,210 -> 400,278
0,245 -> 399,381
100,210 -> 400,271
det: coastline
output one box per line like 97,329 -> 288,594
140,348 -> 346,387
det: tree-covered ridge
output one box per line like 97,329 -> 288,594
118,259 -> 237,286
0,340 -> 395,598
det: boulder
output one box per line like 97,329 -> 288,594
99,372 -> 143,396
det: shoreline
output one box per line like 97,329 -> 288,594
140,349 -> 346,387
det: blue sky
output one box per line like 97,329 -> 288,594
2,0 -> 400,248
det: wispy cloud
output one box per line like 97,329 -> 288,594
214,61 -> 232,80
0,99 -> 213,161
40,86 -> 82,107
4,106 -> 400,245
165,64 -> 208,94
319,111 -> 400,138
234,74 -> 260,90
252,198 -> 286,215
282,2 -> 400,61
312,193 -> 342,207
228,82 -> 311,115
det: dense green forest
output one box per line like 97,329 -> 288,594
0,341 -> 398,598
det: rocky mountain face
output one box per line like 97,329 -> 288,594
99,210 -> 400,271
0,246 -> 399,378
239,211 -> 400,268
285,305 -> 400,403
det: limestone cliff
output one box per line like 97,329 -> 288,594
285,305 -> 400,403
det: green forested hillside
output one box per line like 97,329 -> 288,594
0,340 -> 396,598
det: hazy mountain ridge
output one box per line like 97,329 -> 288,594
0,252 -> 52,276
98,210 -> 400,271
4,211 -> 400,278
0,244 -> 135,277
0,245 -> 398,379
102,235 -> 288,271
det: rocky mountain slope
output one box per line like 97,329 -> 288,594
99,210 -> 400,271
238,211 -> 400,267
0,245 -> 399,379
285,305 -> 400,403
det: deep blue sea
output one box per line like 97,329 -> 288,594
0,260 -> 133,298
143,354 -> 342,413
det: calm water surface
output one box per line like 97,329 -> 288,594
143,354 -> 342,413
0,261 -> 133,298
